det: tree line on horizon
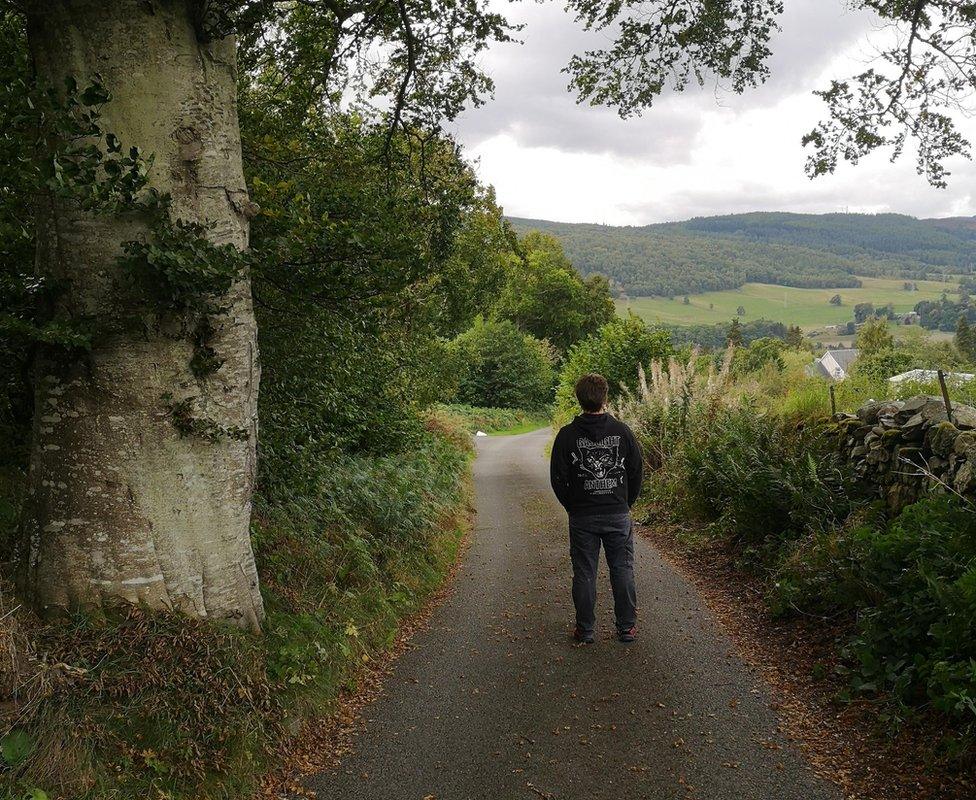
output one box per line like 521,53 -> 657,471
509,212 -> 974,298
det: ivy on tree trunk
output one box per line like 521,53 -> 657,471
21,0 -> 264,630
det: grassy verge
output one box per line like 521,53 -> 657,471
0,410 -> 473,800
488,419 -> 550,436
434,403 -> 551,435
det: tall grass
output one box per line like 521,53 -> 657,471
619,347 -> 854,564
615,346 -> 732,469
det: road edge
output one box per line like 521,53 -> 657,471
258,477 -> 476,800
635,521 -> 973,800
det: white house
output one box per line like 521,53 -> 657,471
814,348 -> 859,381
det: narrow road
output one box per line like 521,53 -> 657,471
307,429 -> 840,800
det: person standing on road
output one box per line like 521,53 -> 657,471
549,373 -> 643,644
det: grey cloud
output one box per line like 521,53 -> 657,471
452,2 -> 706,161
617,158 -> 976,224
746,1 -> 877,104
452,0 -> 878,160
458,91 -> 703,163
452,0 -> 976,224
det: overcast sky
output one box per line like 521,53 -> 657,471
449,0 -> 976,225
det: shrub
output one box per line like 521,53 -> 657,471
850,347 -> 915,383
450,318 -> 556,410
620,328 -> 976,749
254,415 -> 472,712
775,378 -> 832,423
680,405 -> 853,561
555,315 -> 673,423
734,337 -> 786,374
856,317 -> 895,354
614,347 -> 732,469
775,495 -> 976,734
846,497 -> 976,725
831,371 -> 888,411
770,508 -> 883,618
620,344 -> 852,560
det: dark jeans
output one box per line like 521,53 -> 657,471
569,512 -> 637,635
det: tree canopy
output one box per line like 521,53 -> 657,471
451,317 -> 557,410
563,0 -> 976,187
493,231 -> 615,353
856,316 -> 896,355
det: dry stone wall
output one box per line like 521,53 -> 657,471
833,395 -> 976,512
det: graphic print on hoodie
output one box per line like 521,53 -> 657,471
576,435 -> 624,492
550,412 -> 643,518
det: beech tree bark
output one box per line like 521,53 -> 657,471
21,0 -> 264,630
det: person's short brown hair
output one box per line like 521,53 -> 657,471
575,373 -> 609,413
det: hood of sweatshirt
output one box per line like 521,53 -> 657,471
571,412 -> 615,442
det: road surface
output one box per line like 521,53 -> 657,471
306,428 -> 840,800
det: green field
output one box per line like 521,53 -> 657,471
619,276 -> 956,331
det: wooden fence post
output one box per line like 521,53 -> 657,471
938,369 -> 954,423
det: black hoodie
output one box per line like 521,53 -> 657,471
549,412 -> 643,518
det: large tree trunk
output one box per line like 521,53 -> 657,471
21,0 -> 264,631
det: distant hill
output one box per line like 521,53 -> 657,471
508,212 -> 975,297
924,216 -> 976,235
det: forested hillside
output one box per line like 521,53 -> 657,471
510,213 -> 976,297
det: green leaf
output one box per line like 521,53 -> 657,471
80,82 -> 111,106
1,729 -> 34,766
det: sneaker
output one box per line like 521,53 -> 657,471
573,626 -> 595,645
618,626 -> 637,643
